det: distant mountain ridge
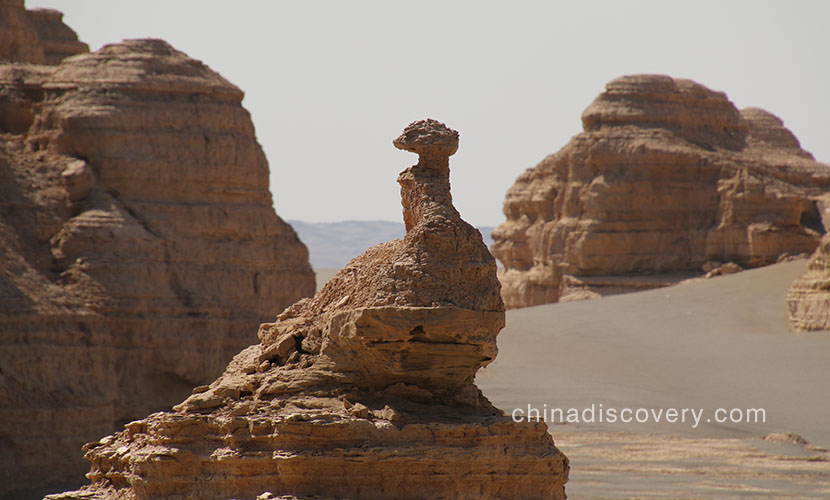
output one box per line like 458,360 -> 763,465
290,220 -> 495,269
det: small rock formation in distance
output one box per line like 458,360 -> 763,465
0,0 -> 88,64
46,119 -> 569,500
0,11 -> 315,498
787,233 -> 830,331
492,74 -> 830,308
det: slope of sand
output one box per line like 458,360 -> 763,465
475,260 -> 830,499
476,260 -> 830,446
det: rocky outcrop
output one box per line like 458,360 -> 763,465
0,0 -> 87,65
787,234 -> 830,331
0,36 -> 315,498
493,74 -> 830,308
47,119 -> 569,500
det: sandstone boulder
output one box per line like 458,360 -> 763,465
46,119 -> 569,500
60,159 -> 95,201
787,233 -> 830,331
493,74 -> 830,308
0,36 -> 315,497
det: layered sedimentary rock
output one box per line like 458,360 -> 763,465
493,74 -> 830,308
48,119 -> 569,500
0,0 -> 88,64
0,37 -> 315,497
787,234 -> 830,331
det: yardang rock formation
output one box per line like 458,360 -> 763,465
492,74 -> 830,308
47,119 -> 569,500
0,0 -> 88,65
0,13 -> 315,498
787,233 -> 830,332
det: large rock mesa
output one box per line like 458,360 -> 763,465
492,74 -> 830,308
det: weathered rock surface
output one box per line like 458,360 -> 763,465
787,233 -> 830,331
0,36 -> 315,498
0,0 -> 88,65
47,119 -> 569,500
493,74 -> 830,308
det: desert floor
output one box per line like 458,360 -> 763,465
316,261 -> 830,499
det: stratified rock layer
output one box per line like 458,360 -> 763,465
493,74 -> 830,308
47,119 -> 568,500
0,38 -> 315,497
787,234 -> 830,331
0,0 -> 88,64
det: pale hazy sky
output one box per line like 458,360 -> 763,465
28,1 -> 830,226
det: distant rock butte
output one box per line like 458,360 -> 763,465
787,233 -> 830,331
492,74 -> 830,308
0,0 -> 88,65
0,25 -> 314,499
46,119 -> 568,500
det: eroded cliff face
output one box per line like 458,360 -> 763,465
0,37 -> 315,498
787,234 -> 830,332
0,0 -> 88,65
492,74 -> 830,308
46,119 -> 569,500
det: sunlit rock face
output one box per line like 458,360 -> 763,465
493,74 -> 830,308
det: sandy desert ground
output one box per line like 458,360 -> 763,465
317,261 -> 830,499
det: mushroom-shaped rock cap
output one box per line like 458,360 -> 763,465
393,118 -> 459,157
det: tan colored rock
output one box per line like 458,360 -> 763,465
0,0 -> 46,63
61,159 -> 95,201
493,74 -> 830,308
47,119 -> 568,500
764,431 -> 810,446
787,233 -> 830,331
0,0 -> 87,65
0,38 -> 315,497
701,261 -> 743,278
0,63 -> 52,134
25,8 -> 89,64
